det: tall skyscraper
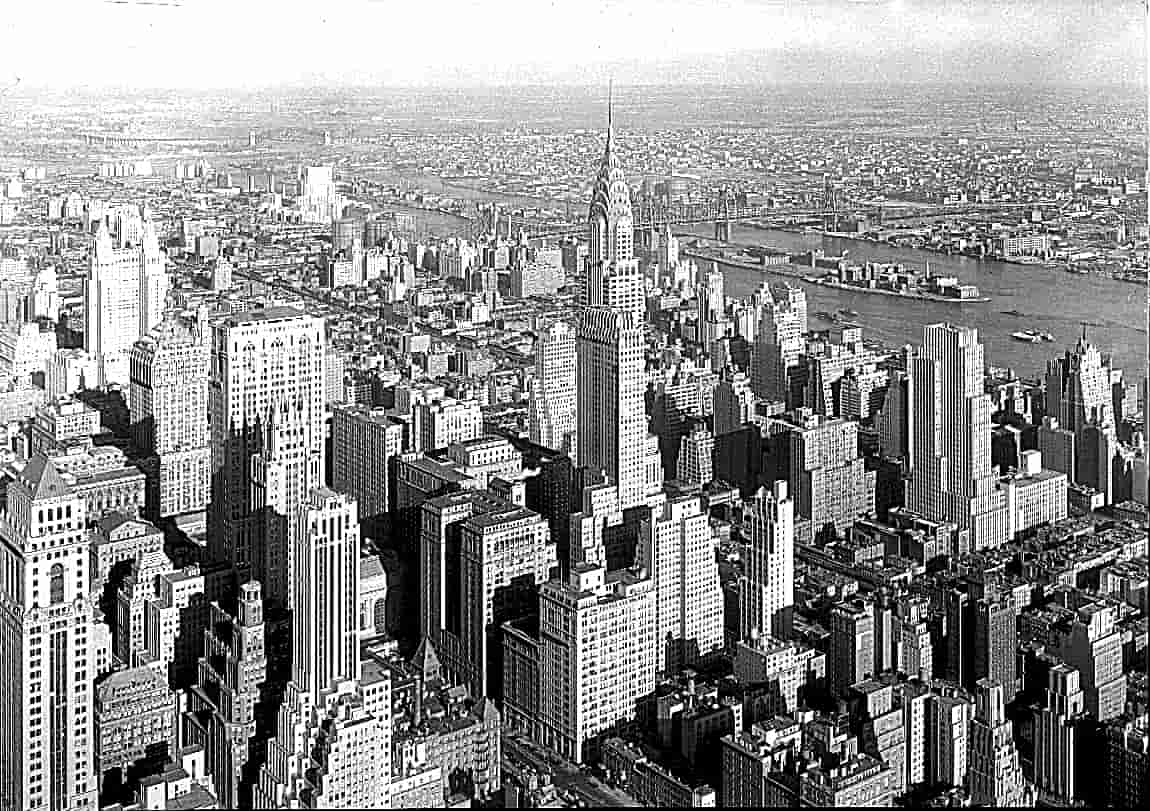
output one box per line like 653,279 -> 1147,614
713,369 -> 756,436
584,94 -> 644,320
697,265 -> 725,326
945,588 -> 1018,695
751,284 -> 806,405
739,481 -> 795,641
676,425 -> 714,487
85,213 -> 169,387
0,456 -> 97,810
186,581 -> 268,809
974,597 -> 1018,699
656,223 -> 679,276
537,564 -> 656,764
530,320 -> 578,458
129,312 -> 212,525
331,403 -> 405,525
928,690 -> 973,788
769,410 -> 875,542
255,489 -> 392,809
1052,601 -> 1126,721
577,306 -> 651,510
829,599 -> 876,697
250,399 -> 324,609
297,166 -> 345,224
1047,329 -> 1115,434
292,488 -> 360,697
696,264 -> 729,348
1035,664 -> 1086,805
895,681 -> 932,789
459,504 -> 555,699
419,490 -> 555,698
637,494 -> 724,673
878,349 -> 913,462
968,678 -> 1035,807
1045,331 -> 1121,500
905,323 -> 1008,549
208,307 -> 325,588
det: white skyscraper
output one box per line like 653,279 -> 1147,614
906,323 -> 1009,550
773,411 -> 875,542
413,397 -> 482,453
0,456 -> 98,810
584,94 -> 644,320
697,265 -> 725,325
1046,329 -> 1115,433
129,313 -> 212,524
255,488 -> 392,809
637,494 -> 724,673
84,212 -> 169,386
209,307 -> 326,583
751,284 -> 806,404
740,480 -> 795,641
530,320 -> 578,458
676,425 -> 715,486
297,166 -> 345,224
696,264 -> 730,348
538,564 -> 656,764
292,488 -> 360,696
656,223 -> 679,276
577,306 -> 651,510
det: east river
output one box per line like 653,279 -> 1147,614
683,223 -> 1148,380
363,171 -> 1147,380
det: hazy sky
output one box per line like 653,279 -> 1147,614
0,0 -> 1144,89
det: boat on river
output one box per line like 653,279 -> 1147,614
1011,330 -> 1043,343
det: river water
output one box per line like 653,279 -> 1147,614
365,173 -> 1147,381
681,223 -> 1147,380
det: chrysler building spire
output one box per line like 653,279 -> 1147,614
588,81 -> 634,270
606,78 -> 614,152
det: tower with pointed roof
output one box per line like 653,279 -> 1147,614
584,84 -> 644,320
0,454 -> 98,809
1043,329 -> 1121,501
574,86 -> 659,512
85,205 -> 170,387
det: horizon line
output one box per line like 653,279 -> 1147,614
16,78 -> 1148,94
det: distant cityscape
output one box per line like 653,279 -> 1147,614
0,72 -> 1145,811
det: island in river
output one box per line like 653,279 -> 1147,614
683,243 -> 990,304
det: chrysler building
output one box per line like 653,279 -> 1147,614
584,87 -> 644,320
